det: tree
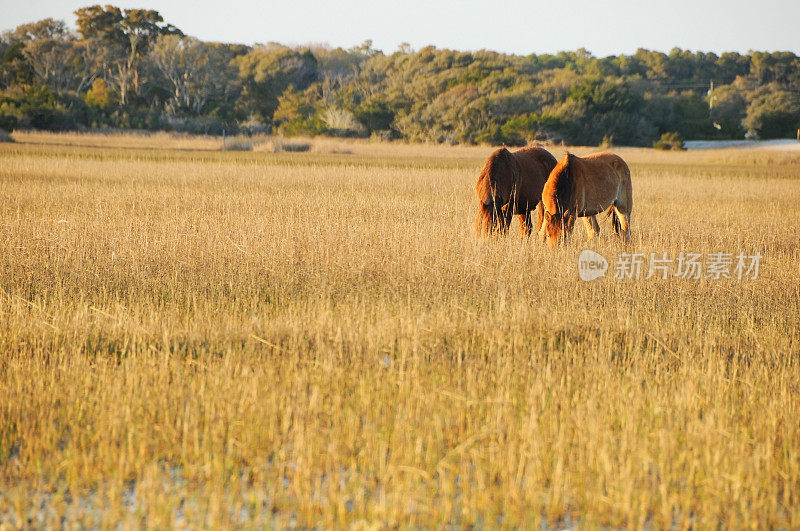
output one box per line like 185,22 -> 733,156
5,18 -> 71,43
500,113 -> 564,145
1,11 -> 800,145
0,41 -> 34,88
84,77 -> 112,108
353,98 -> 395,133
749,52 -> 800,86
716,52 -> 750,84
74,5 -> 182,104
309,45 -> 367,80
150,35 -> 201,113
743,88 -> 800,138
14,85 -> 58,128
273,86 -> 326,135
150,36 -> 243,116
235,45 -> 318,122
567,78 -> 635,113
22,34 -> 78,95
74,5 -> 126,44
709,85 -> 747,138
71,38 -> 112,94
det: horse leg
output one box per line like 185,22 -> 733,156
495,203 -> 511,235
590,215 -> 601,236
612,206 -> 631,243
519,212 -> 533,237
582,215 -> 600,240
535,202 -> 544,234
476,208 -> 490,235
500,212 -> 511,234
613,172 -> 633,243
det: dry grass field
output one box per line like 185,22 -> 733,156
1,132 -> 799,528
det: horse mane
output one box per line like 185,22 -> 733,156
555,151 -> 575,212
486,147 -> 512,180
477,148 -> 516,192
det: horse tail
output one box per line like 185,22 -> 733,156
475,208 -> 486,235
476,201 -> 492,234
607,205 -> 621,234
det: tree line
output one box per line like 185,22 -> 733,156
2,5 -> 800,146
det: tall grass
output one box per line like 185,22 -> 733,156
0,134 -> 798,527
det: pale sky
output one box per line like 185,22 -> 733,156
2,0 -> 798,57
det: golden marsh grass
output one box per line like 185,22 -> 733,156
1,133 -> 799,527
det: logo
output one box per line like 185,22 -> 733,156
578,249 -> 608,281
577,250 -> 761,281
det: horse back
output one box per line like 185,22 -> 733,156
512,147 -> 557,205
578,152 -> 630,185
575,152 -> 632,215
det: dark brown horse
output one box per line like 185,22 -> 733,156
475,146 -> 558,236
539,152 -> 633,246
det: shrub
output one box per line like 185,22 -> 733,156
254,138 -> 312,153
279,141 -> 311,152
224,140 -> 253,151
0,109 -> 18,133
0,129 -> 14,142
278,115 -> 327,136
84,79 -> 114,109
163,115 -> 226,135
354,100 -> 395,133
321,108 -> 365,137
501,113 -> 567,146
238,116 -> 270,135
653,131 -> 685,150
369,130 -> 394,142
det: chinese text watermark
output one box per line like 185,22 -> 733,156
579,251 -> 762,281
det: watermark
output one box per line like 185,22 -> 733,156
577,249 -> 609,281
578,250 -> 762,281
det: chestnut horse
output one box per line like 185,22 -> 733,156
539,152 -> 632,246
475,146 -> 557,236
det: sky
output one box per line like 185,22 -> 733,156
2,0 -> 799,57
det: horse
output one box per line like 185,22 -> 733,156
539,152 -> 632,247
475,146 -> 558,237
